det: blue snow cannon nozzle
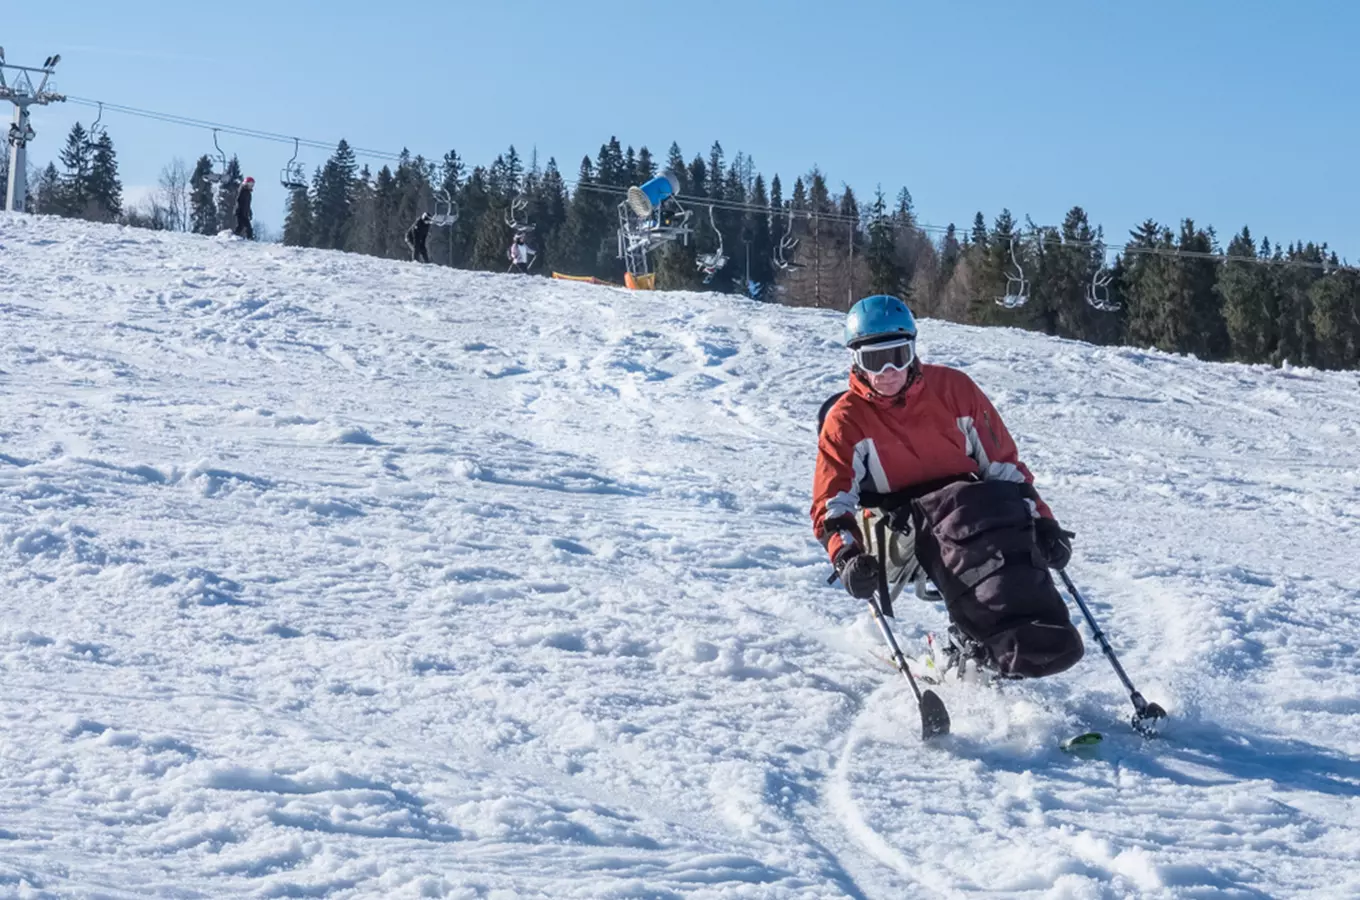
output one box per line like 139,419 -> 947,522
627,172 -> 680,218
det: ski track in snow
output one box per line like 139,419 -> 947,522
1,213 -> 1358,898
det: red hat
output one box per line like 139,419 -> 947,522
244,176 -> 255,186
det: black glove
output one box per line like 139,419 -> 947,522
835,547 -> 881,599
1034,517 -> 1075,570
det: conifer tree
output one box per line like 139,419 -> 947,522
635,146 -> 656,185
891,187 -> 933,305
1027,207 -> 1115,341
87,131 -> 122,222
938,224 -> 962,288
439,150 -> 465,197
1217,227 -> 1276,363
503,145 -> 523,196
1176,220 -> 1230,359
554,157 -> 611,276
312,140 -> 358,250
894,188 -> 915,229
1309,268 -> 1360,370
56,123 -> 93,217
837,185 -> 864,305
1274,243 -> 1323,366
345,164 -> 378,255
189,155 -> 218,235
708,142 -> 725,196
471,204 -> 513,272
970,212 -> 989,249
744,173 -> 775,295
1122,220 -> 1225,357
214,156 -> 243,234
865,187 -> 905,299
527,157 -> 568,274
427,149 -> 465,266
1121,219 -> 1171,348
595,138 -> 626,188
967,209 -> 1022,325
665,143 -> 687,194
687,156 -> 708,200
282,186 -> 314,247
33,163 -> 63,215
454,165 -> 491,267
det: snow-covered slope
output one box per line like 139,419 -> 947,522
2,213 -> 1358,899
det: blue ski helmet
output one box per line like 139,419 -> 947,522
844,295 -> 917,347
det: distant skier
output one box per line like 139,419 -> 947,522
405,212 -> 433,264
812,295 -> 1083,681
233,176 -> 254,240
507,232 -> 536,274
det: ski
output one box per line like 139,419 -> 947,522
1060,732 -> 1105,755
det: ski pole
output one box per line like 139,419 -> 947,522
1057,568 -> 1166,736
871,519 -> 950,740
867,594 -> 951,740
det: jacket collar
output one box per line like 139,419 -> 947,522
848,364 -> 924,408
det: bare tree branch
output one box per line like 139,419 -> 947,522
157,158 -> 191,232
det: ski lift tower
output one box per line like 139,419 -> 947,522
1,49 -> 66,213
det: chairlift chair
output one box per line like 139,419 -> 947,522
88,102 -> 107,141
1086,266 -> 1119,311
996,236 -> 1030,308
505,195 -> 534,236
696,205 -> 729,283
201,129 -> 228,185
773,209 -> 803,270
432,189 -> 459,227
280,138 -> 307,191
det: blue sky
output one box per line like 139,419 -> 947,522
8,0 -> 1359,257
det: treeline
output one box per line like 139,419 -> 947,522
21,123 -> 1360,371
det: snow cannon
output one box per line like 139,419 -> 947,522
627,172 -> 680,218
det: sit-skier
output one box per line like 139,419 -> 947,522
812,294 -> 1084,681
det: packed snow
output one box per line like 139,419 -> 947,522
1,213 -> 1358,899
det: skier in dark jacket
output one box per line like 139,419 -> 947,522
233,177 -> 254,239
405,213 -> 433,263
813,295 -> 1083,681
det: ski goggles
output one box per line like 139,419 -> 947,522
851,337 -> 916,373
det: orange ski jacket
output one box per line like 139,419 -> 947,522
811,364 -> 1053,563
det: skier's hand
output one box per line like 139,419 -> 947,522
1034,517 -> 1075,570
835,547 -> 880,600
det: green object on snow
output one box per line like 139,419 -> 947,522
1060,732 -> 1104,752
